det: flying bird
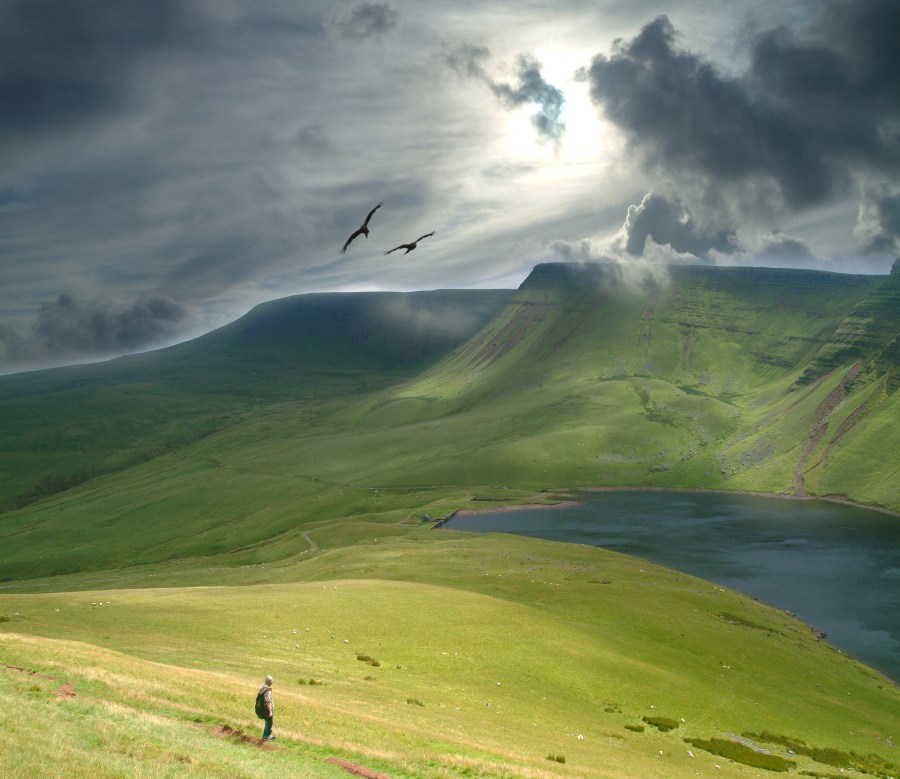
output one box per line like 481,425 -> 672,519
340,201 -> 382,254
384,231 -> 435,255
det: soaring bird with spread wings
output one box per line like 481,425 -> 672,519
384,231 -> 435,255
340,201 -> 382,254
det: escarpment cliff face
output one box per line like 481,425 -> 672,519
424,262 -> 885,398
795,261 -> 900,390
396,262 -> 897,510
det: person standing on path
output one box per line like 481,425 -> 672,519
259,675 -> 275,740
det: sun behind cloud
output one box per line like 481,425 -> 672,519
501,47 -> 607,165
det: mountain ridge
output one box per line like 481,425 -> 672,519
0,289 -> 513,511
1,261 -> 897,522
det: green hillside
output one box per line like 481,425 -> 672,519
2,542 -> 897,779
1,262 -> 897,778
357,262 -> 898,507
0,289 -> 512,512
1,261 -> 897,578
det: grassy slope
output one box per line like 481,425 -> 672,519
353,262 -> 898,505
2,532 -> 898,779
1,263 -> 897,579
1,262 -> 898,778
0,289 -> 513,512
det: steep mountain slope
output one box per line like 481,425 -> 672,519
796,259 -> 900,389
366,262 -> 897,507
0,289 -> 512,511
398,262 -> 880,401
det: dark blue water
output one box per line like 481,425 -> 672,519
449,490 -> 899,681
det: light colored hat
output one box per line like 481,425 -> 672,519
265,675 -> 273,685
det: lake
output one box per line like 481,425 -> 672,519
448,490 -> 899,682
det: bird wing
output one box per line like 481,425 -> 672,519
363,201 -> 383,227
340,228 -> 362,255
384,243 -> 406,255
415,231 -> 435,243
340,203 -> 382,254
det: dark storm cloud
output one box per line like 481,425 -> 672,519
583,0 -> 900,210
445,44 -> 566,145
326,2 -> 399,40
863,191 -> 900,255
622,191 -> 738,257
0,0 -> 192,141
753,235 -> 818,266
36,294 -> 188,355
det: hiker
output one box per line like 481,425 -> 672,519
258,675 -> 275,740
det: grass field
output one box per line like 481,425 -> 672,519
2,532 -> 898,778
1,262 -> 897,777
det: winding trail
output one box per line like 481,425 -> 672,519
302,530 -> 318,552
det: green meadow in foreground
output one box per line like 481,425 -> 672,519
2,532 -> 898,779
1,262 -> 898,778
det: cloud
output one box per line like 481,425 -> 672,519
293,124 -> 338,158
445,44 -> 566,145
551,239 -> 596,263
444,42 -> 491,80
3,2 -> 895,374
326,2 -> 399,41
621,190 -> 738,257
855,185 -> 900,255
0,323 -> 28,363
490,55 -> 566,146
0,0 -> 191,142
35,294 -> 188,356
582,1 -> 900,256
751,234 -> 818,266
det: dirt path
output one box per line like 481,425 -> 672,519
211,724 -> 277,750
211,725 -> 394,776
326,758 -> 395,779
302,530 -> 318,551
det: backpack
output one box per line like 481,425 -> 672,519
255,687 -> 270,719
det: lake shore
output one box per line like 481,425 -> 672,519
447,486 -> 900,682
453,487 -> 899,518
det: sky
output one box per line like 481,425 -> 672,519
1,0 -> 898,372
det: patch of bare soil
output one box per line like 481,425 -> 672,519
326,757 -> 395,779
462,303 -> 545,367
2,663 -> 57,681
4,663 -> 76,698
211,724 -> 277,750
794,362 -> 862,495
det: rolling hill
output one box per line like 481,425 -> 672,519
1,261 -> 897,779
0,289 -> 513,512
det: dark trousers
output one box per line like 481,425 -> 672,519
262,715 -> 273,738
